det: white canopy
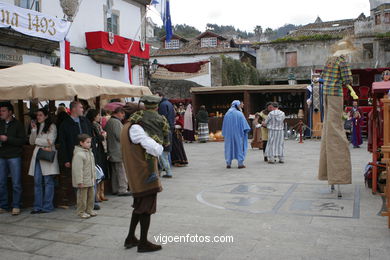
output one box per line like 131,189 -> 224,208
0,63 -> 152,101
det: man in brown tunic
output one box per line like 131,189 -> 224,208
121,96 -> 165,253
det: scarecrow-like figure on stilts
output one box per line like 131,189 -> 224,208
318,37 -> 359,198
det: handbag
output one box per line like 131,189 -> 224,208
36,148 -> 56,163
96,165 -> 105,183
344,119 -> 352,130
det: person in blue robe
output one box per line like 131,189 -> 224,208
222,100 -> 251,169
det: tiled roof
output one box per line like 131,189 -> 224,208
289,19 -> 355,37
151,38 -> 241,57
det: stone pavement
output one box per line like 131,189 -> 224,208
1,140 -> 390,260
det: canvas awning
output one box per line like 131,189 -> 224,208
0,63 -> 151,101
191,84 -> 308,93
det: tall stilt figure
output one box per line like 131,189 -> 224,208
319,37 -> 359,197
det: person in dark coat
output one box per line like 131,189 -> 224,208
86,109 -> 108,201
0,102 -> 26,216
156,92 -> 175,178
57,101 -> 93,207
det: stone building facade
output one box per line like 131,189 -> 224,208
255,0 -> 390,84
150,31 -> 256,88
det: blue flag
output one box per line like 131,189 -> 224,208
164,0 -> 172,42
151,0 -> 172,42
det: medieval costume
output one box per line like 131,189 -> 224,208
259,110 -> 269,161
350,106 -> 363,148
183,104 -> 195,142
222,100 -> 251,168
171,114 -> 188,166
196,106 -> 209,143
306,74 -> 324,137
264,104 -> 286,164
121,96 -> 164,253
129,96 -> 170,184
319,38 -> 357,187
251,113 -> 263,149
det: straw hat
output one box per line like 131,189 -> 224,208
331,37 -> 357,57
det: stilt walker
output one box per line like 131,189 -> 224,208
318,37 -> 359,198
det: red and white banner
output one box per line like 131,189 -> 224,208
86,31 -> 150,84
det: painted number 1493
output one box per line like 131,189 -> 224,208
28,13 -> 56,36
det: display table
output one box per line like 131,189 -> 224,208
208,117 -> 224,134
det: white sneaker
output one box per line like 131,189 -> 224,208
87,211 -> 97,217
78,213 -> 91,219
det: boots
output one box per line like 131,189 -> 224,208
99,182 -> 108,201
96,183 -> 102,202
137,214 -> 162,253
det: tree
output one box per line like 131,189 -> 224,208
254,25 -> 262,41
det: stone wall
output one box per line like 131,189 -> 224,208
256,37 -> 389,82
150,78 -> 203,99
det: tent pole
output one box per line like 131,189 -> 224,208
96,96 -> 101,111
18,100 -> 24,128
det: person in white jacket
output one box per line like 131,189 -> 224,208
28,108 -> 59,214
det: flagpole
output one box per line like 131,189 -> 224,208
127,1 -> 154,53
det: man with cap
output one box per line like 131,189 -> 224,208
121,95 -> 168,252
129,96 -> 170,183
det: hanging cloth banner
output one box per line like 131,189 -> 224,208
124,54 -> 132,84
0,2 -> 71,42
158,61 -> 210,73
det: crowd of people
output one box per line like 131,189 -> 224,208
0,91 -> 213,216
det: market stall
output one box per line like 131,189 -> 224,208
191,85 -> 308,133
0,63 -> 152,207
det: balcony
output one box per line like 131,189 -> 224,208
85,31 -> 150,66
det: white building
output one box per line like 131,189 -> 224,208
0,0 -> 150,86
151,31 -> 256,87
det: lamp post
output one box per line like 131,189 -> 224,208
144,59 -> 159,86
49,52 -> 59,66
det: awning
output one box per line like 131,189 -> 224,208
191,84 -> 308,93
0,63 -> 151,100
372,81 -> 390,94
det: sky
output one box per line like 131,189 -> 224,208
149,0 -> 370,32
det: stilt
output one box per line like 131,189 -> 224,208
337,184 -> 342,198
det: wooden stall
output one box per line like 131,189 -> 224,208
191,85 -> 308,133
381,96 -> 390,228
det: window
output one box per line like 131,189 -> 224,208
385,12 -> 390,24
375,13 -> 381,25
107,13 -> 119,35
104,5 -> 120,35
352,75 -> 360,86
15,0 -> 40,11
201,37 -> 217,48
286,51 -> 297,67
363,43 -> 373,60
165,39 -> 180,49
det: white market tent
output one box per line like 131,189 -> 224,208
0,63 -> 151,101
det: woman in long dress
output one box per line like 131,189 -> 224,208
183,104 -> 195,143
196,105 -> 209,143
251,113 -> 263,149
171,113 -> 188,167
350,110 -> 363,148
